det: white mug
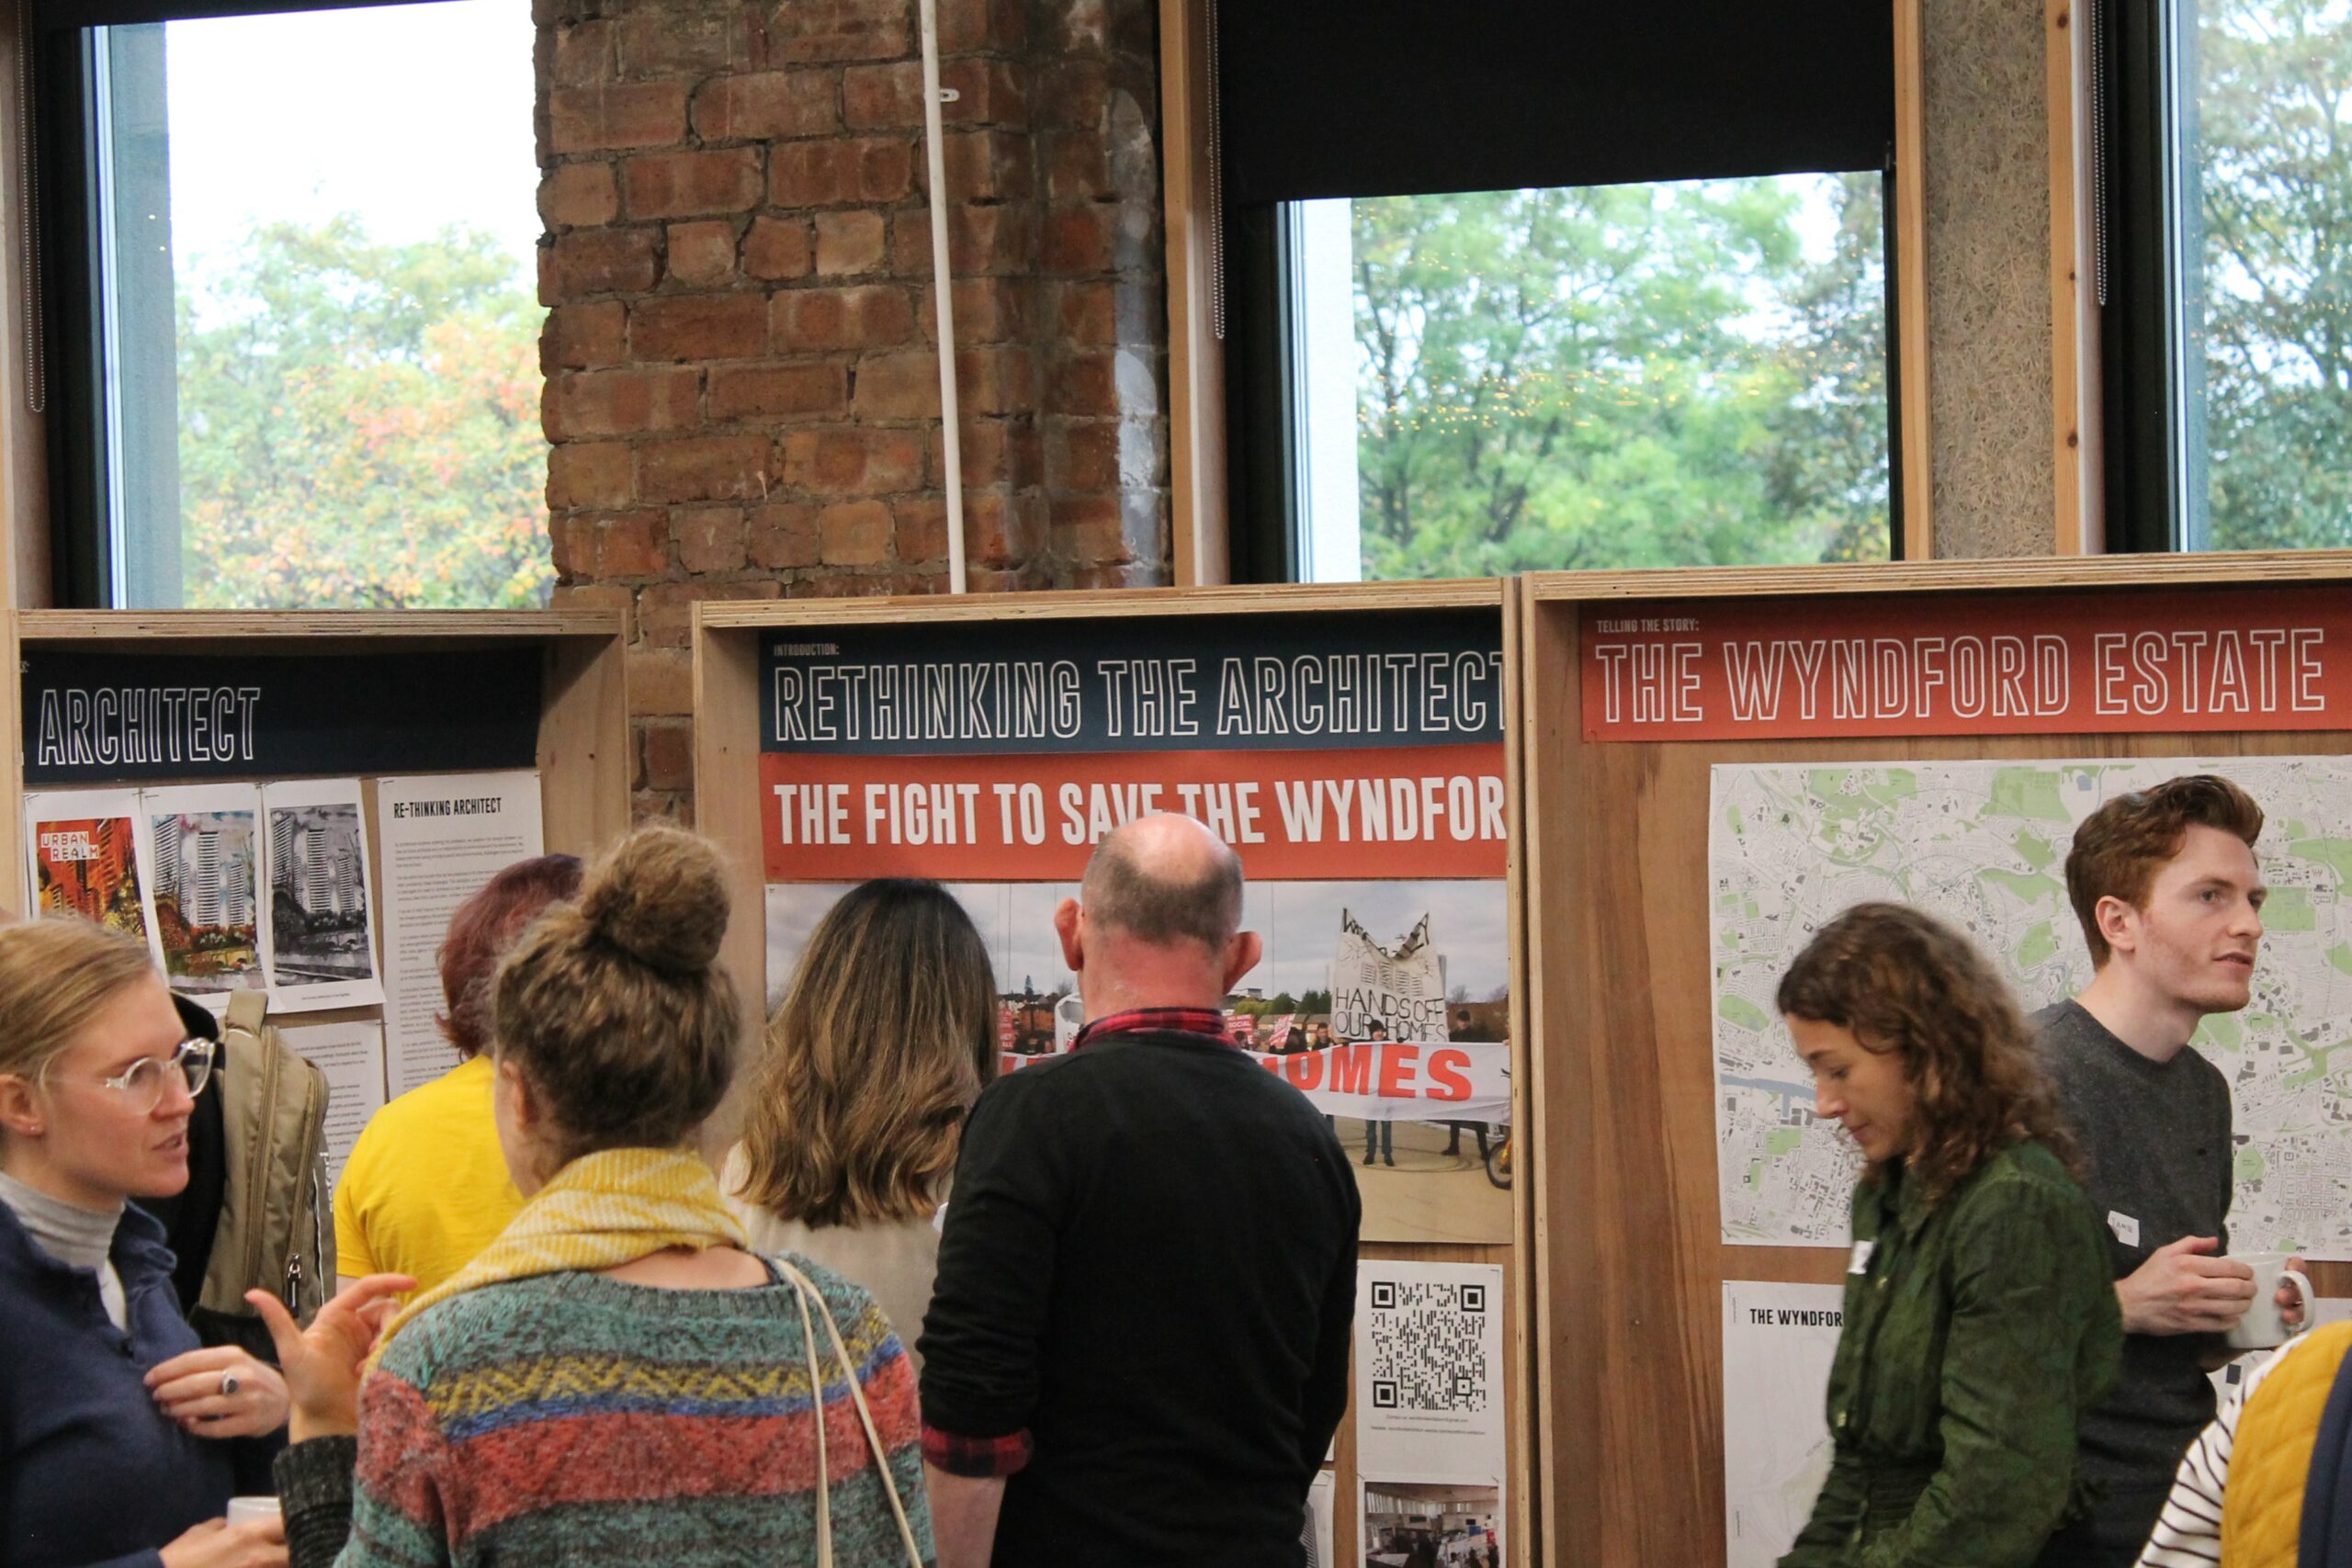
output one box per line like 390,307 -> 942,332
2225,1252 -> 2316,1351
224,1497 -> 280,1529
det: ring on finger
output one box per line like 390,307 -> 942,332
219,1369 -> 241,1397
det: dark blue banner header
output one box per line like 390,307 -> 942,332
759,607 -> 1504,755
23,647 -> 544,785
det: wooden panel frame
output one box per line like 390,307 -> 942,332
1159,0 -> 1230,589
1521,551 -> 2352,1562
695,580 -> 1538,1566
2048,0 -> 2105,555
1894,0 -> 1934,561
0,609 -> 631,908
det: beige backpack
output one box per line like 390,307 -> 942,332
192,990 -> 334,1350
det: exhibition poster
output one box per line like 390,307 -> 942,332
1354,1259 -> 1507,1488
280,1018 -> 389,1188
1722,1280 -> 1842,1568
758,609 -> 1514,1245
376,771 -> 545,1096
24,789 -> 151,941
1712,755 -> 2352,1256
1582,585 -> 2352,741
260,779 -> 384,1013
137,783 -> 266,1006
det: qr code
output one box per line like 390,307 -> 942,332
1367,1278 -> 1489,1414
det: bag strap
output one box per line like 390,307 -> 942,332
770,1256 -> 925,1568
222,987 -> 269,1041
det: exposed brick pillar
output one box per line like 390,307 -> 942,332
535,0 -> 1173,820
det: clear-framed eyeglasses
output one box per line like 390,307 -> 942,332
90,1038 -> 216,1112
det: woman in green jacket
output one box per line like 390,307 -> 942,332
1778,903 -> 2121,1568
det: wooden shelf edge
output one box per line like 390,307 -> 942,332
14,609 -> 628,641
695,580 -> 1508,631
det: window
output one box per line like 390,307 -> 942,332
2108,0 -> 2352,551
40,0 -> 547,608
1207,1 -> 1903,582
1284,175 -> 1893,582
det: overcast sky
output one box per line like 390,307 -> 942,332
163,2 -> 539,290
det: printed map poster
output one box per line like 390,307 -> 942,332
759,608 -> 1514,1245
1724,1281 -> 1842,1568
261,780 -> 383,1013
23,789 -> 151,938
137,784 -> 266,1004
1712,756 -> 2352,1255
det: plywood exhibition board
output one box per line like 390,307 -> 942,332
1,609 -> 628,1144
695,581 -> 1537,1566
1520,552 -> 2352,1564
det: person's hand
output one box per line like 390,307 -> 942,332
145,1346 -> 290,1438
245,1273 -> 413,1443
2283,1254 -> 2311,1329
157,1517 -> 287,1568
2118,1235 -> 2256,1335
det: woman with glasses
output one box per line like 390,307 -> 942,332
0,916 -> 292,1568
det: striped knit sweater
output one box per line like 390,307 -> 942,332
276,1257 -> 933,1567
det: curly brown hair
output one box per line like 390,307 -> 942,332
1777,903 -> 2076,1205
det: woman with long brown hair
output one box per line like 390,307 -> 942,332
725,878 -> 996,1359
1778,903 -> 2120,1568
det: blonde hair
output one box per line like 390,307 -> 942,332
0,918 -> 159,1090
491,827 -> 739,1166
737,879 -> 996,1227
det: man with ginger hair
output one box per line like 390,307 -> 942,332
919,814 -> 1360,1568
2030,773 -> 2297,1566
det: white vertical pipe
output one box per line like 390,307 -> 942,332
917,0 -> 967,592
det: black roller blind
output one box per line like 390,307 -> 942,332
1219,0 -> 1896,205
37,0 -> 444,29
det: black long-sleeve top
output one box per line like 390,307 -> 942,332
918,1011 -> 1360,1568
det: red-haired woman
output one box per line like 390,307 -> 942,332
332,856 -> 580,1298
1778,903 -> 2120,1568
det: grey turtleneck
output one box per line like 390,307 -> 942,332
0,1168 -> 127,1327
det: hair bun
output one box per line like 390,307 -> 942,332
579,827 -> 729,975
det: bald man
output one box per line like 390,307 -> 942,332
918,815 -> 1361,1568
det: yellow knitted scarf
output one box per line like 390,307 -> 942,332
367,1145 -> 746,1367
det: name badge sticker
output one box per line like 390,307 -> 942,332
1849,1239 -> 1876,1275
2108,1211 -> 2141,1247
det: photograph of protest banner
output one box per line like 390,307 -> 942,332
766,874 -> 1511,1243
24,789 -> 153,940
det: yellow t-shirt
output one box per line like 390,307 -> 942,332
333,1054 -> 524,1298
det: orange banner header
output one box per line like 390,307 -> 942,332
760,744 -> 1508,881
1580,587 -> 2350,740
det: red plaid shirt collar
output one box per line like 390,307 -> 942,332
1069,1006 -> 1236,1051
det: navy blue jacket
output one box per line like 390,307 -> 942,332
0,1198 -> 263,1567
